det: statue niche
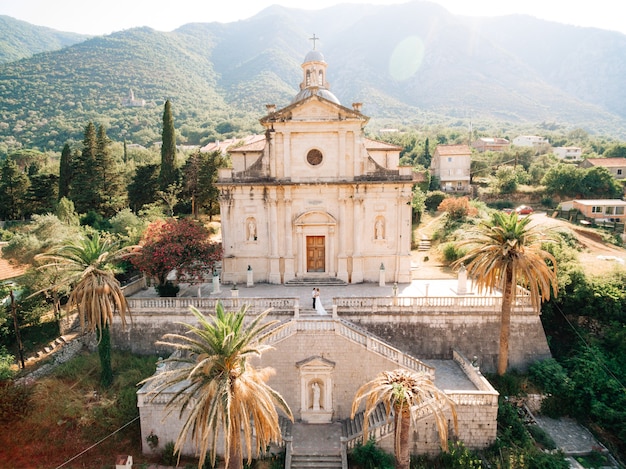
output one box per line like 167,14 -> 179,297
297,356 -> 334,424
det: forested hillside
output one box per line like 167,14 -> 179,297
0,15 -> 87,63
1,1 -> 626,155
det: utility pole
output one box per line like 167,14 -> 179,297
10,290 -> 25,369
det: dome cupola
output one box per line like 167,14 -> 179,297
292,34 -> 340,105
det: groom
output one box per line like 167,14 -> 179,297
312,287 -> 316,308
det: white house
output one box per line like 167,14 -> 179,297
553,146 -> 582,162
430,144 -> 472,192
512,135 -> 549,147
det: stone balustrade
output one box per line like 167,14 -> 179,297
126,294 -> 536,316
334,295 -> 536,315
126,297 -> 299,315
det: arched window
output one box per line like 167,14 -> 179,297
318,70 -> 324,85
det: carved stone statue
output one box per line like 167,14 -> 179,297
312,382 -> 321,411
248,219 -> 256,241
375,219 -> 384,240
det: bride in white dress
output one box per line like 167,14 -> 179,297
314,288 -> 327,315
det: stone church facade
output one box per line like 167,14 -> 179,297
217,47 -> 415,285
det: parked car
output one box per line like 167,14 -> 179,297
515,205 -> 534,215
501,208 -> 513,214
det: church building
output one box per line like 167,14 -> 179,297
217,44 -> 415,285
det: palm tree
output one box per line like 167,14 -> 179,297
36,232 -> 134,386
453,211 -> 558,375
351,369 -> 457,469
141,303 -> 293,469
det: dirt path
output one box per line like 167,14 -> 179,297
528,212 -> 626,276
411,212 -> 626,279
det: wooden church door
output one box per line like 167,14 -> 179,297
306,236 -> 325,272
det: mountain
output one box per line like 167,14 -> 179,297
0,15 -> 88,64
1,1 -> 626,154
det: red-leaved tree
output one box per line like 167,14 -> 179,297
132,218 -> 222,291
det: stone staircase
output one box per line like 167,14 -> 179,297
25,335 -> 70,364
290,422 -> 343,469
417,237 -> 432,251
342,401 -> 390,441
285,277 -> 348,287
291,454 -> 342,469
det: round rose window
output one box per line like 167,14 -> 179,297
307,149 -> 323,166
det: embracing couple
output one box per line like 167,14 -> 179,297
311,287 -> 327,315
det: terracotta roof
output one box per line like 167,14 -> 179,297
573,199 -> 626,206
363,138 -> 402,151
200,134 -> 265,154
434,144 -> 471,156
583,158 -> 626,167
228,136 -> 267,153
0,244 -> 28,281
475,138 -> 509,144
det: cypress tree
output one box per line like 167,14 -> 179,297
159,99 -> 177,190
25,173 -> 59,215
58,143 -> 73,200
128,163 -> 160,213
71,122 -> 98,214
0,158 -> 30,220
95,124 -> 124,217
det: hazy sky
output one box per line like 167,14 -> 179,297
1,0 -> 624,36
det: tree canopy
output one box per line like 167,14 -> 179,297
131,218 -> 222,290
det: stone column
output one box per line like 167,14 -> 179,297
268,192 -> 281,284
284,188 -> 295,282
337,190 -> 349,282
351,195 -> 364,283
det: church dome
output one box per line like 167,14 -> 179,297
304,49 -> 325,63
292,87 -> 340,105
292,45 -> 340,105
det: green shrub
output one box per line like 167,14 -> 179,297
349,438 -> 394,469
441,242 -> 465,264
0,382 -> 34,422
529,358 -> 571,395
497,400 -> 532,448
528,449 -> 569,469
425,191 -> 447,211
576,450 -> 610,468
411,441 -> 483,468
486,370 -> 528,397
490,200 -> 514,210
0,347 -> 15,381
156,281 -> 180,297
527,424 -> 556,450
528,359 -> 573,417
162,441 -> 179,466
439,441 -> 484,468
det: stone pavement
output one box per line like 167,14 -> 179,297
532,415 -> 620,468
291,422 -> 343,455
147,277 -> 476,314
534,415 -> 601,456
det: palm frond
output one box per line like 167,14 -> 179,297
140,304 -> 293,469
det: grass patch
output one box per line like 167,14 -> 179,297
576,451 -> 610,468
0,350 -> 160,468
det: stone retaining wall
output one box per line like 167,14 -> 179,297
337,309 -> 550,372
111,297 -> 551,373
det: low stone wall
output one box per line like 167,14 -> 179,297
111,296 -> 551,373
15,335 -> 87,385
338,308 -> 550,373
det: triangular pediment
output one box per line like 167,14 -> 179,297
260,94 -> 367,125
296,356 -> 336,370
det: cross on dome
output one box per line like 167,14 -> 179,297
309,33 -> 319,50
